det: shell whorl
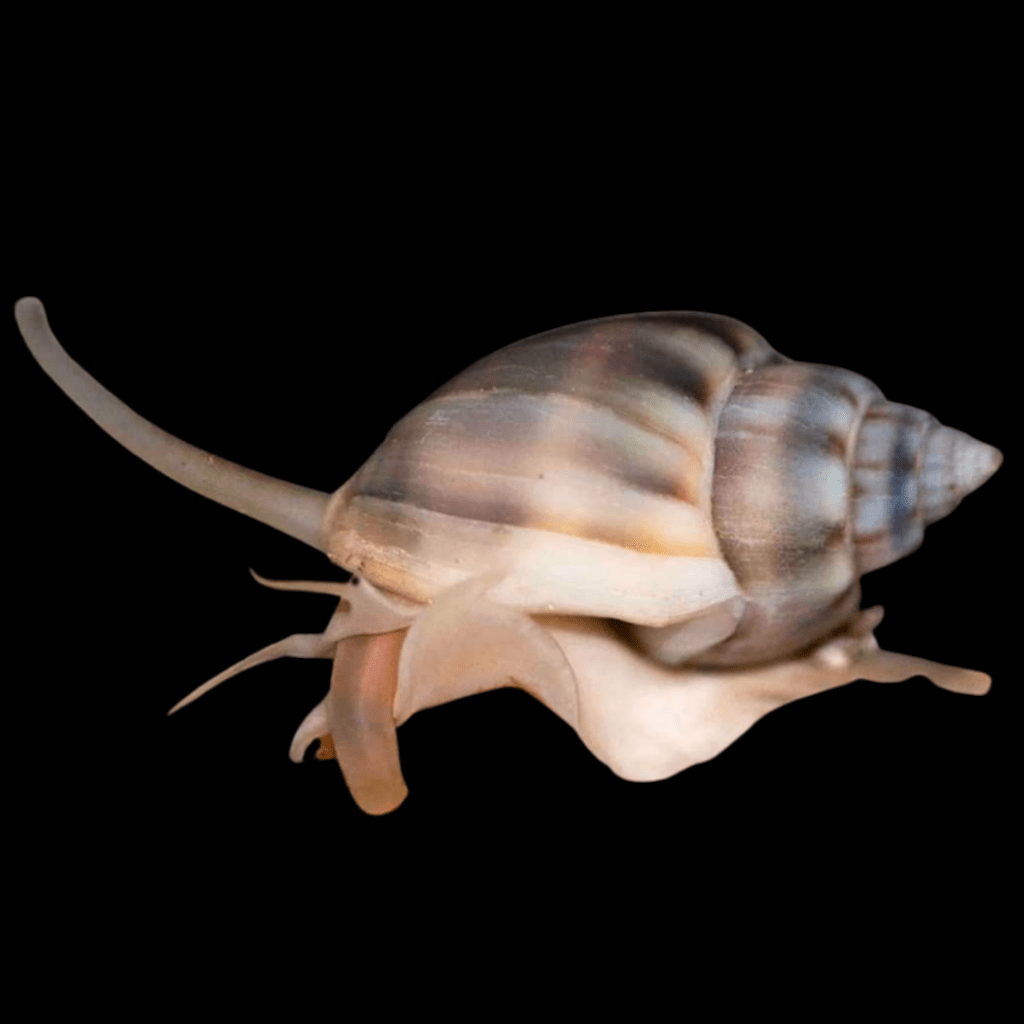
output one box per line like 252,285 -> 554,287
696,365 -> 1003,667
325,312 -> 783,623
695,361 -> 883,667
851,402 -> 1002,574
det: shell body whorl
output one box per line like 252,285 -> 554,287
325,312 -> 783,625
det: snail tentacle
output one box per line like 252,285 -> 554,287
15,296 -> 331,552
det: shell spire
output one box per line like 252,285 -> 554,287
919,423 -> 1003,525
852,400 -> 1003,574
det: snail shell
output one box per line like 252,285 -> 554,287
15,299 -> 1002,815
326,311 -> 999,668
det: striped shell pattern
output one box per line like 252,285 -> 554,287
15,300 -> 1003,815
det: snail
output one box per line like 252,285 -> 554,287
14,297 -> 1003,815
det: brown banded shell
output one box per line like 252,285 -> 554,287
326,311 -> 1001,670
14,299 -> 1003,815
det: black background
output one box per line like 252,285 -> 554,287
8,116 -> 1013,919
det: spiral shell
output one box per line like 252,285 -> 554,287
14,299 -> 1003,815
325,311 -> 1000,669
